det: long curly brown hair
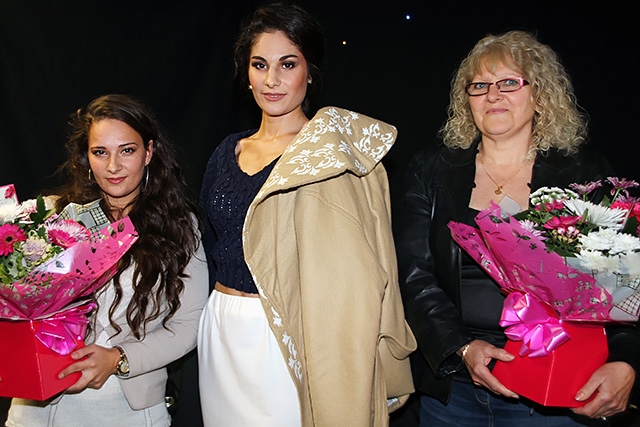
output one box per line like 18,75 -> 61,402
54,94 -> 201,339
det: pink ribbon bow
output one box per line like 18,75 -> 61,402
499,292 -> 570,357
34,302 -> 97,356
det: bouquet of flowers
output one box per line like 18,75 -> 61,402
447,177 -> 640,407
0,183 -> 138,320
0,183 -> 138,400
1,191 -> 89,284
448,177 -> 640,325
514,178 -> 640,321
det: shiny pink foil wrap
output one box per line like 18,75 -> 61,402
499,292 -> 570,357
34,301 -> 96,355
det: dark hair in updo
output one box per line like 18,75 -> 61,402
233,1 -> 325,114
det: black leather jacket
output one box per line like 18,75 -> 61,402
394,140 -> 640,404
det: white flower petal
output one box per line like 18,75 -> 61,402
564,198 -> 627,229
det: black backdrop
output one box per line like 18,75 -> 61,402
1,1 -> 638,425
1,3 -> 638,204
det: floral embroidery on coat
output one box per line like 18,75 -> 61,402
244,106 -> 396,386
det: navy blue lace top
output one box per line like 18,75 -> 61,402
201,130 -> 278,294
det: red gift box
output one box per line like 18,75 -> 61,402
0,319 -> 83,400
492,322 -> 608,407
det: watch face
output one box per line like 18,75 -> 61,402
117,351 -> 130,376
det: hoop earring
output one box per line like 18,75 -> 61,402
142,167 -> 149,190
88,169 -> 93,180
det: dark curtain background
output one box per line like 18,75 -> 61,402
1,1 -> 638,425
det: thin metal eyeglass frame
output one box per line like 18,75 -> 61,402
465,78 -> 530,96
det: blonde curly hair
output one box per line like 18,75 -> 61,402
440,30 -> 587,158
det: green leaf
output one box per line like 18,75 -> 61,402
622,216 -> 639,236
513,211 -> 527,220
28,195 -> 55,225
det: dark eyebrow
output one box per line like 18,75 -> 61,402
90,142 -> 138,150
250,54 -> 300,62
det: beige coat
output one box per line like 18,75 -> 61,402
243,107 -> 417,426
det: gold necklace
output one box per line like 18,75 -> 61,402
479,156 -> 528,195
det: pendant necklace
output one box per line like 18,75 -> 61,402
480,155 -> 528,195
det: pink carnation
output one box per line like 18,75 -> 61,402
543,215 -> 581,234
535,200 -> 565,212
611,200 -> 640,218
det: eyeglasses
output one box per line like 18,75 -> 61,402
465,78 -> 530,96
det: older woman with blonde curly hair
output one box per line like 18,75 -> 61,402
395,30 -> 640,426
441,30 -> 587,158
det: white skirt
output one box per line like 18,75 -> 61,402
197,290 -> 301,427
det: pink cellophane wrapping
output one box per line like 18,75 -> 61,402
0,217 -> 138,320
448,204 -> 615,408
447,203 -> 612,322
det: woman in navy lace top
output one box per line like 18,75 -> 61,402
196,3 -> 415,427
197,3 -> 325,426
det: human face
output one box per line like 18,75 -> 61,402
88,119 -> 152,215
248,30 -> 309,118
468,62 -> 535,143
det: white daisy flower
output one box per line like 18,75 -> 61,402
564,198 -> 627,229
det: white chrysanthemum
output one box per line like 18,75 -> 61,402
574,250 -> 621,273
578,228 -> 619,252
0,201 -> 23,224
609,233 -> 640,255
530,186 -> 578,205
564,198 -> 627,229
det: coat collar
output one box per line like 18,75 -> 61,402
253,106 -> 397,203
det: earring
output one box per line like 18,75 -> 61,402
307,77 -> 312,84
142,167 -> 149,190
248,84 -> 253,90
88,169 -> 93,180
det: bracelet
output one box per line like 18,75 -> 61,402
460,343 -> 471,361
